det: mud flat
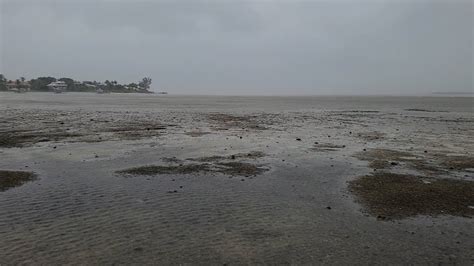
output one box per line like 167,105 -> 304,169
0,92 -> 473,264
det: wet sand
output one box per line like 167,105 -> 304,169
0,92 -> 473,264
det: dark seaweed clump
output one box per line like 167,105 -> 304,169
118,161 -> 268,177
117,164 -> 211,175
0,170 -> 37,191
349,173 -> 474,220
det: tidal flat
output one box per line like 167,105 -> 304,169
0,92 -> 473,264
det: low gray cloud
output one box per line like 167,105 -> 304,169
1,0 -> 472,95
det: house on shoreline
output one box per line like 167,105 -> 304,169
6,80 -> 31,93
47,81 -> 68,93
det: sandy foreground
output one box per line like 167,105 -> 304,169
0,92 -> 473,264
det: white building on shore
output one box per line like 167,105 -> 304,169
47,81 -> 68,93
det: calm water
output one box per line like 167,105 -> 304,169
1,92 -> 473,113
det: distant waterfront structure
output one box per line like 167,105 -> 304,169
1,75 -> 153,93
6,80 -> 30,93
156,91 -> 168,94
85,83 -> 97,88
47,81 -> 68,93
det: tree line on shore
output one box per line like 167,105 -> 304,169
0,74 -> 152,93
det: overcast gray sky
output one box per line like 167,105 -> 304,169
1,0 -> 472,95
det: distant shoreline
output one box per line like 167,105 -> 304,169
432,92 -> 473,95
0,90 -> 154,94
2,91 -> 473,98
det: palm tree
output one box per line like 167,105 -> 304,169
139,77 -> 152,90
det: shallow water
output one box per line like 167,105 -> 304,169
0,93 -> 473,264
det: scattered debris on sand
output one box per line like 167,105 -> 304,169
107,125 -> 167,132
311,143 -> 346,152
208,113 -> 270,131
355,131 -> 385,141
0,109 -> 174,147
0,132 -> 80,148
189,151 -> 266,162
348,173 -> 474,219
162,157 -> 183,163
185,131 -> 211,137
354,148 -> 473,174
355,148 -> 413,169
367,160 -> 392,169
187,155 -> 225,162
441,156 -> 474,171
338,110 -> 380,113
356,148 -> 413,161
408,159 -> 444,174
0,170 -> 37,192
215,162 -> 268,176
101,122 -> 169,140
405,108 -> 447,113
